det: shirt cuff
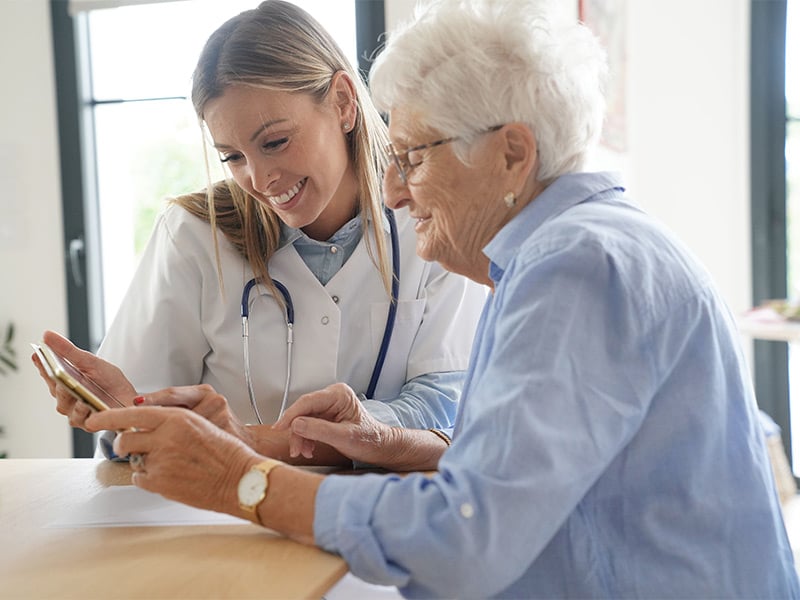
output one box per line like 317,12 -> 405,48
360,398 -> 402,427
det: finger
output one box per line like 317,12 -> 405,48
68,401 -> 92,429
31,354 -> 58,396
136,385 -> 209,409
287,431 -> 305,458
54,383 -> 80,415
300,437 -> 315,459
87,405 -> 174,433
273,391 -> 339,430
291,416 -> 352,449
42,330 -> 93,369
114,428 -> 154,458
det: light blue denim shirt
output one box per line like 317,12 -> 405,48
280,213 -> 459,437
313,172 -> 800,598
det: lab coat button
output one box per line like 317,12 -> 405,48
332,295 -> 340,303
321,316 -> 330,325
460,503 -> 474,518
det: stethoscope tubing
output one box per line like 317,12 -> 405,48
241,208 -> 398,424
365,209 -> 399,399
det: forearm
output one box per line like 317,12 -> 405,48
252,465 -> 323,546
362,371 -> 463,430
376,427 -> 449,472
245,424 -> 352,468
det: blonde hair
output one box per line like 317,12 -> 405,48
175,0 -> 391,298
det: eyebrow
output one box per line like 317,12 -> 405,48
212,118 -> 289,150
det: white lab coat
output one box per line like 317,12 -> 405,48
98,204 -> 486,425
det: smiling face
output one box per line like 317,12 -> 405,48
383,107 -> 510,283
203,78 -> 358,240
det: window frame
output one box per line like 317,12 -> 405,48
750,0 -> 791,468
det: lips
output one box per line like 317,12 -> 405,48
268,178 -> 307,205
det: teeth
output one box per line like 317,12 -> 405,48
268,178 -> 305,205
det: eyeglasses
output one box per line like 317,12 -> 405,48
385,125 -> 503,185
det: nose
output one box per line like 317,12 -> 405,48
248,161 -> 279,194
382,165 -> 410,211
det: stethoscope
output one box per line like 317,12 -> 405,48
241,207 -> 400,424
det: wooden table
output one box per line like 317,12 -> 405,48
0,458 -> 347,599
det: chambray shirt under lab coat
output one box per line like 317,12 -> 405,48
314,172 -> 800,598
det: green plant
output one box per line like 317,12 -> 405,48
0,322 -> 17,375
0,321 -> 15,458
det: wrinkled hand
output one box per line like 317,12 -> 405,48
273,383 -> 395,465
31,330 -> 136,431
86,406 -> 260,515
135,384 -> 254,448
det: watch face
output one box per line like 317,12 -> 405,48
238,468 -> 267,507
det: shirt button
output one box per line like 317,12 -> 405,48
330,246 -> 338,254
321,316 -> 330,325
332,295 -> 340,303
460,503 -> 474,518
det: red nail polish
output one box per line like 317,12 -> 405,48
133,396 -> 144,406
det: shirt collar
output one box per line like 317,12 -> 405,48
277,207 -> 390,250
483,171 -> 625,284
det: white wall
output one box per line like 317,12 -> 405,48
386,0 -> 752,317
626,0 -> 751,317
0,0 -> 72,457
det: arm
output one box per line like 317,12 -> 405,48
360,371 -> 461,433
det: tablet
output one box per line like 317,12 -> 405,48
31,342 -> 124,412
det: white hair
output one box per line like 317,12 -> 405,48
369,0 -> 608,181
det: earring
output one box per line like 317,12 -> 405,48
343,122 -> 350,132
504,192 -> 517,208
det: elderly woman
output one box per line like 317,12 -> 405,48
77,0 -> 798,597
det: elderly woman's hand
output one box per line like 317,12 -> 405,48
273,383 -> 393,464
30,330 -> 137,431
132,384 -> 256,448
86,405 -> 260,516
273,383 -> 446,471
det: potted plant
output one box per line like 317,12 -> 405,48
0,321 -> 16,458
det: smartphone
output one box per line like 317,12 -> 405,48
31,342 -> 124,412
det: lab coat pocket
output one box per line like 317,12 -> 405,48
369,299 -> 426,398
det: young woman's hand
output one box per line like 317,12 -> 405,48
31,330 -> 137,431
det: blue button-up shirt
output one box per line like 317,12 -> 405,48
314,172 -> 800,598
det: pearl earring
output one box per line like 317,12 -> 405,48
504,192 -> 517,208
343,122 -> 350,132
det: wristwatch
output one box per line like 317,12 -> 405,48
237,459 -> 282,525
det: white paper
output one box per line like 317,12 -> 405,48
47,485 -> 250,528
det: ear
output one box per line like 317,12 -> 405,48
499,123 -> 538,186
329,71 -> 358,128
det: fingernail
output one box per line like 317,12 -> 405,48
133,396 -> 145,406
293,418 -> 307,433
